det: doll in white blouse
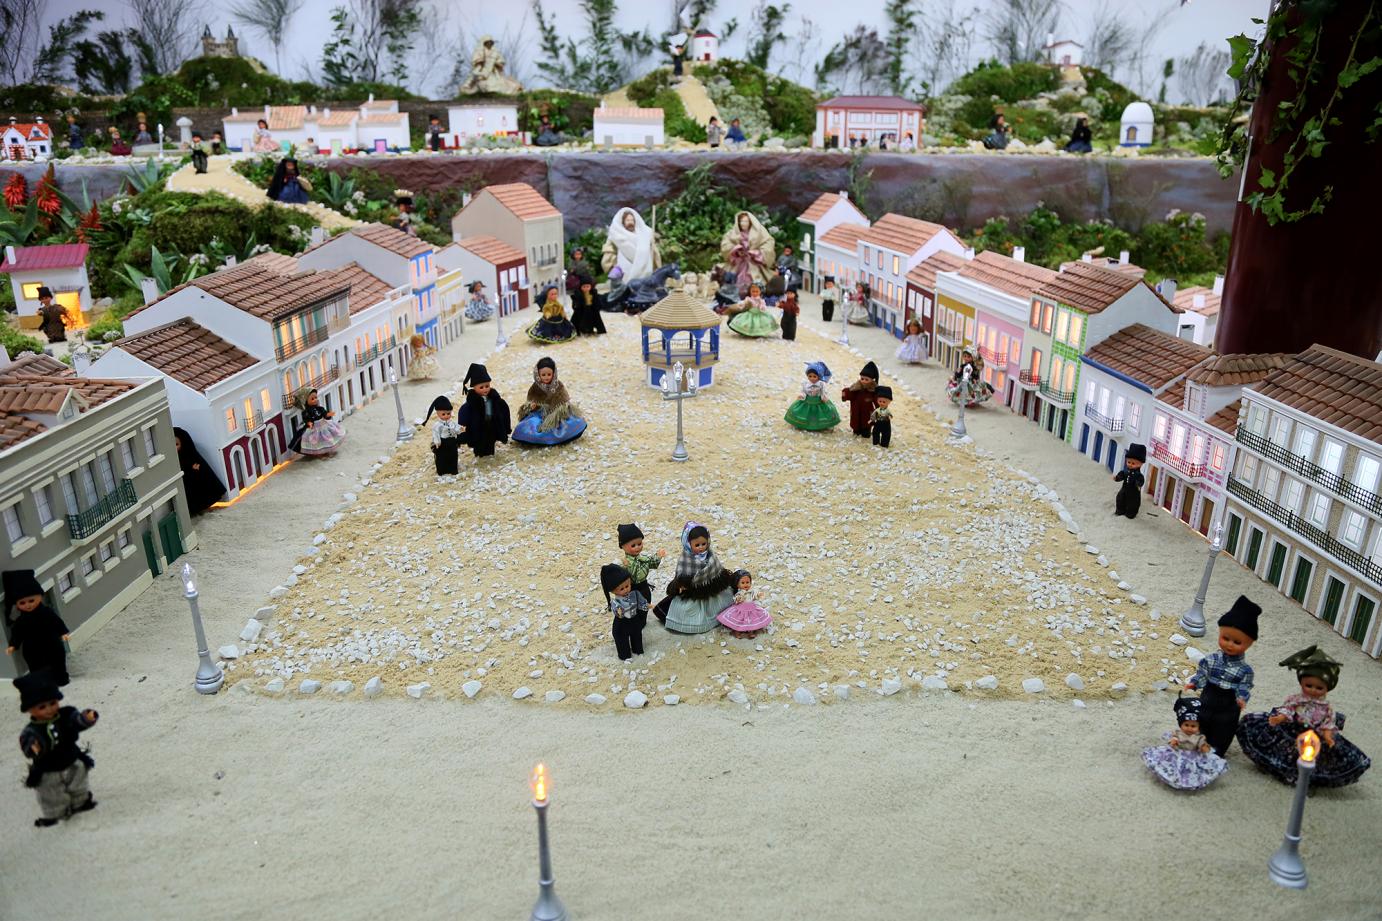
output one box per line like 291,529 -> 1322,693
1141,696 -> 1228,790
716,570 -> 772,638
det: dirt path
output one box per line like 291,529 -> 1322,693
166,154 -> 360,230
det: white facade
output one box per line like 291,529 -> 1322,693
1148,378 -> 1240,539
296,226 -> 442,345
593,107 -> 665,147
691,30 -> 718,62
1044,39 -> 1084,67
223,98 -> 410,153
1,120 -> 53,160
446,104 -> 522,141
1120,102 -> 1155,148
812,98 -> 924,148
857,217 -> 966,335
2,244 -> 92,330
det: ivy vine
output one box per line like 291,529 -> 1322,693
1216,0 -> 1382,224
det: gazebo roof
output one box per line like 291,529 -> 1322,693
641,289 -> 721,330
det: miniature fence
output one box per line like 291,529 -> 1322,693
1237,429 -> 1382,516
1226,475 -> 1382,586
67,479 -> 137,540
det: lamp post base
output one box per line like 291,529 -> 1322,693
395,423 -> 414,442
530,887 -> 569,921
1268,836 -> 1307,889
1179,606 -> 1207,637
195,663 -> 225,695
671,443 -> 689,462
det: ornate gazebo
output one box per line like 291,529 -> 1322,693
640,289 -> 722,389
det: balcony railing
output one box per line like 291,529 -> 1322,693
936,323 -> 962,343
1151,439 -> 1206,479
355,337 -> 397,366
1227,474 -> 1382,586
241,410 -> 265,434
282,364 -> 341,403
1039,381 -> 1076,406
1237,428 -> 1382,516
1018,369 -> 1042,388
978,345 -> 1004,366
67,479 -> 137,540
274,324 -> 330,361
1083,402 -> 1126,433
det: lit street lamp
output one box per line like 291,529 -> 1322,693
529,763 -> 569,921
1180,520 -> 1224,637
388,370 -> 412,441
948,368 -> 973,442
1268,729 -> 1320,888
660,360 -> 698,462
181,563 -> 224,695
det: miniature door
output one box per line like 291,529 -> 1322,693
1125,126 -> 1138,143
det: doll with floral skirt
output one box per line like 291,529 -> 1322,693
1141,696 -> 1229,790
716,570 -> 771,638
1184,595 -> 1260,756
406,333 -> 439,381
289,387 -> 345,456
1236,645 -> 1371,787
895,317 -> 927,364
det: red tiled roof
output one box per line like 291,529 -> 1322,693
0,243 -> 89,272
481,183 -> 560,221
819,224 -> 870,251
347,222 -> 432,258
594,107 -> 664,121
1184,352 -> 1292,387
317,111 -> 358,128
318,262 -> 395,314
906,251 -> 969,293
859,214 -> 951,256
1035,260 -> 1175,315
241,251 -> 300,274
818,96 -> 925,111
1,353 -> 68,376
1083,323 -> 1211,389
799,192 -> 867,225
955,250 -> 1058,299
3,122 -> 53,141
116,318 -> 259,392
1208,399 -> 1241,434
1175,284 -> 1222,317
1157,380 -> 1186,410
0,364 -> 135,451
359,112 -> 406,125
454,235 -> 525,266
1249,345 -> 1382,443
129,263 -> 351,322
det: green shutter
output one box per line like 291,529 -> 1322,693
1267,543 -> 1287,586
1349,597 -> 1375,644
1225,514 -> 1242,555
1321,578 -> 1345,625
1289,558 -> 1312,603
1246,529 -> 1263,569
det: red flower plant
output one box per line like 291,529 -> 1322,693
3,172 -> 26,211
34,164 -> 61,220
75,202 -> 101,243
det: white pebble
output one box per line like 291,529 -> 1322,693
217,644 -> 240,660
663,694 -> 680,706
880,678 -> 903,696
329,680 -> 354,695
462,680 -> 482,698
975,675 -> 999,690
363,676 -> 383,697
727,689 -> 749,705
1065,673 -> 1085,691
263,677 -> 285,694
792,687 -> 818,705
544,690 -> 566,703
299,679 -> 321,694
1169,633 -> 1188,646
1072,699 -> 1087,709
921,676 -> 949,691
585,693 -> 607,705
624,690 -> 648,709
1130,594 -> 1147,605
1186,647 -> 1206,664
406,682 -> 430,699
513,686 -> 533,700
239,619 -> 263,643
1022,677 -> 1046,694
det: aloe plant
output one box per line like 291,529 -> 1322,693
0,200 -> 41,247
123,158 -> 174,194
314,171 -> 357,210
118,245 -> 200,296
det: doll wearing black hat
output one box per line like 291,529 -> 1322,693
869,386 -> 894,447
14,671 -> 99,827
1141,695 -> 1229,789
457,363 -> 511,458
601,563 -> 647,660
36,286 -> 70,343
4,570 -> 70,686
424,395 -> 463,475
1185,595 -> 1260,756
617,523 -> 666,606
427,114 -> 443,151
1113,444 -> 1147,518
841,361 -> 881,437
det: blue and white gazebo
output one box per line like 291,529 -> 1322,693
640,289 -> 723,389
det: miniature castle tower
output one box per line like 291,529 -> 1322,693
640,287 -> 723,389
201,24 -> 240,58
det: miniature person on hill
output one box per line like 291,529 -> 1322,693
1141,696 -> 1229,790
842,360 -> 881,437
35,287 -> 69,343
513,356 -> 586,446
726,118 -> 747,146
4,571 -> 70,686
15,671 -> 98,827
266,157 -> 312,205
1114,444 -> 1147,519
785,361 -> 841,431
1236,645 -> 1371,787
617,524 -> 665,606
706,116 -> 724,148
66,115 -> 83,149
602,564 -> 647,661
457,363 -> 511,458
253,118 -> 278,153
427,114 -> 444,151
1184,595 -> 1260,757
870,386 -> 894,447
189,131 -> 210,174
424,395 -> 463,475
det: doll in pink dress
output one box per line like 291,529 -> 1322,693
716,570 -> 771,638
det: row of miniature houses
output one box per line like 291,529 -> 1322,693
798,190 -> 1382,658
223,97 -> 410,154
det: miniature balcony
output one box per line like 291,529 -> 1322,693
1083,402 -> 1126,433
67,479 -> 137,541
355,337 -> 397,366
1227,475 -> 1382,586
274,324 -> 330,361
1236,429 -> 1382,516
241,410 -> 266,434
935,323 -> 962,344
1017,369 -> 1042,389
1151,439 -> 1205,479
978,345 -> 1005,366
1039,381 -> 1076,407
282,364 -> 341,403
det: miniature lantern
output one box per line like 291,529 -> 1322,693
1119,102 -> 1154,147
640,288 -> 722,390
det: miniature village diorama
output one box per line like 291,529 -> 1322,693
1,1 -> 1379,916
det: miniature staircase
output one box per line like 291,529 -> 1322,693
165,155 -> 361,231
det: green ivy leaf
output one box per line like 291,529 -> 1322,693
1227,34 -> 1257,80
1338,56 -> 1382,88
1257,167 -> 1276,189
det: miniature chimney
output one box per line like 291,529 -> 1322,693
963,247 -> 975,260
140,277 -> 160,305
5,245 -> 15,264
1193,293 -> 1206,310
309,226 -> 327,246
7,116 -> 15,125
1013,246 -> 1026,263
1212,274 -> 1225,296
231,107 -> 238,116
323,107 -> 331,117
368,93 -> 375,103
1081,252 -> 1093,262
1158,278 -> 1178,304
263,105 -> 271,117
34,116 -> 44,125
1119,249 -> 1130,264
224,255 -> 238,267
1047,32 -> 1055,48
839,190 -> 849,200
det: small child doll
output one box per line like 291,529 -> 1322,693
570,277 -> 607,335
407,333 -> 440,381
4,570 -> 70,685
716,570 -> 772,638
15,671 -> 98,827
189,131 -> 209,174
895,317 -> 927,364
779,290 -> 800,341
1141,696 -> 1229,790
841,360 -> 880,437
1236,645 -> 1371,787
821,277 -> 837,322
870,386 -> 893,447
601,564 -> 647,660
617,524 -> 665,605
424,395 -> 463,475
457,363 -> 511,458
289,387 -> 345,456
211,131 -> 224,155
1184,595 -> 1260,756
785,361 -> 841,431
1113,444 -> 1147,519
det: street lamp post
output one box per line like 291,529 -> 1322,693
181,563 -> 224,695
837,290 -> 850,346
1180,520 -> 1224,637
1268,729 -> 1320,889
660,360 -> 698,462
949,370 -> 972,441
495,286 -> 511,349
388,370 -> 412,441
529,763 -> 569,921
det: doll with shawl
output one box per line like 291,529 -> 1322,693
174,427 -> 227,514
512,357 -> 587,446
1141,695 -> 1229,790
289,387 -> 345,455
525,286 -> 577,344
602,208 -> 662,305
655,523 -> 736,634
719,211 -> 776,296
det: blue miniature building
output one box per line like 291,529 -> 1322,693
640,289 -> 722,389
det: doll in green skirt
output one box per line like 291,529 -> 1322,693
785,361 -> 841,431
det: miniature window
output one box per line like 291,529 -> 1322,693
1153,414 -> 1168,441
876,251 -> 883,269
1319,440 -> 1344,475
78,466 -> 99,506
1115,395 -> 1126,421
99,541 -> 114,562
1269,415 -> 1291,446
1239,454 -> 1259,485
58,571 -> 74,593
261,388 -> 272,412
143,428 -> 157,458
1055,311 -> 1069,343
21,281 -> 45,299
1062,363 -> 1076,393
3,502 -> 24,542
1212,443 -> 1227,470
80,555 -> 96,578
224,407 -> 237,434
120,438 -> 136,471
1247,405 -> 1267,435
1029,302 -> 1042,328
1128,403 -> 1142,434
34,484 -> 56,525
1355,455 -> 1381,492
60,473 -> 79,513
97,452 -> 117,492
117,528 -> 132,550
1307,493 -> 1330,528
1041,305 -> 1054,333
1292,426 -> 1318,461
1262,467 -> 1282,500
891,255 -> 900,275
1067,314 -> 1084,346
1340,510 -> 1366,548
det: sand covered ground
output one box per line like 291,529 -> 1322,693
1,299 -> 1377,921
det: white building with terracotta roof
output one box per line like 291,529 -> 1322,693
593,105 -> 665,147
450,183 -> 564,294
1172,276 -> 1225,346
815,224 -> 869,295
222,96 -> 411,154
857,214 -> 965,336
437,237 -> 528,315
812,96 -> 925,148
797,191 -> 868,292
1,117 -> 54,160
1,243 -> 92,331
1221,346 -> 1382,657
1,352 -> 196,678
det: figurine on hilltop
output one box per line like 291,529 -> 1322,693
458,35 -> 523,95
719,211 -> 776,297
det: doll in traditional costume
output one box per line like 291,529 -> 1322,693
845,283 -> 871,325
526,285 -> 577,344
289,387 -> 345,456
1114,444 -> 1147,519
464,281 -> 495,322
457,363 -> 511,458
870,386 -> 894,447
1141,696 -> 1229,790
424,395 -> 463,475
512,356 -> 586,446
14,672 -> 98,827
841,360 -> 881,437
947,349 -> 994,406
779,289 -> 800,341
1184,595 -> 1260,757
617,524 -> 665,605
785,361 -> 841,431
727,283 -> 778,338
719,211 -> 776,296
896,317 -> 927,364
252,118 -> 279,153
189,131 -> 210,174
601,564 -> 647,661
1236,645 -> 1371,787
4,571 -> 70,686
36,287 -> 69,344
174,427 -> 226,515
655,523 -> 736,634
566,247 -> 595,291
407,333 -> 439,381
570,276 -> 607,336
716,570 -> 771,638
820,276 -> 838,322
603,208 -> 662,306
266,157 -> 311,204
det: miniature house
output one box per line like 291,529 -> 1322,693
445,103 -> 522,143
1119,101 -> 1154,148
593,106 -> 666,148
0,243 -> 91,331
1043,37 -> 1084,68
812,96 -> 924,149
1,117 -> 53,160
640,289 -> 722,390
691,29 -> 719,62
450,183 -> 564,294
436,237 -> 529,316
223,96 -> 410,153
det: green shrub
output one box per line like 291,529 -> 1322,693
0,324 -> 44,357
626,70 -> 707,142
1079,67 -> 1138,121
517,90 -> 599,135
948,61 -> 1058,104
1131,210 -> 1220,279
0,283 -> 14,315
693,60 -> 818,137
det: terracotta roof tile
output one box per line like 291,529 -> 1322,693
189,265 -> 351,321
345,222 -> 432,258
799,192 -> 867,225
241,251 -> 300,274
1250,345 -> 1382,443
0,243 -> 89,272
360,99 -> 396,110
318,262 -> 395,315
594,107 -> 664,121
116,319 -> 259,392
859,214 -> 951,255
267,106 -> 307,131
1083,323 -> 1211,389
1175,285 -> 1222,317
1208,399 -> 1242,434
907,251 -> 969,292
0,364 -> 134,450
359,112 -> 406,125
1034,261 -> 1160,314
1184,352 -> 1292,387
955,250 -> 1058,299
818,224 -> 871,251
481,183 -> 560,221
1158,380 -> 1186,410
2,353 -> 69,376
4,122 -> 53,141
818,96 -> 925,111
454,235 -> 525,265
316,110 -> 358,127
0,412 -> 47,450
1059,257 -> 1146,279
